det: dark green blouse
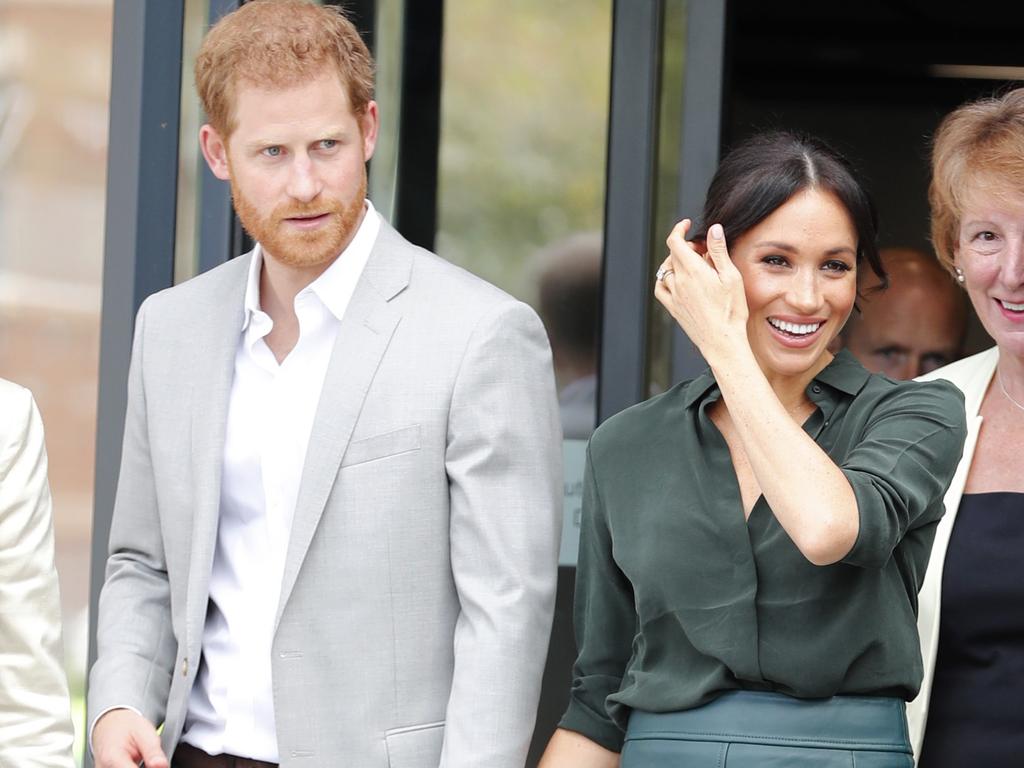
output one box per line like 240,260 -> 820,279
560,350 -> 967,752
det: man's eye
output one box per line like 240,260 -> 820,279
875,347 -> 904,361
920,354 -> 950,374
264,146 -> 282,157
318,139 -> 337,150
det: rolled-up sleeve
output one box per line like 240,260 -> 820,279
841,379 -> 967,569
559,447 -> 636,752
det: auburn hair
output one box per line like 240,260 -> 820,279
195,0 -> 375,138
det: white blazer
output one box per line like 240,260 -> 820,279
0,378 -> 75,768
908,346 -> 999,761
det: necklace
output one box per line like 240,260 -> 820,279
997,369 -> 1024,414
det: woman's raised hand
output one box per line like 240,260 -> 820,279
654,219 -> 750,366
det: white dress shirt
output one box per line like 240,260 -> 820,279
182,203 -> 380,761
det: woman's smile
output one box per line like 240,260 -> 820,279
766,315 -> 827,347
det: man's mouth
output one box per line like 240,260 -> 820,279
283,212 -> 331,228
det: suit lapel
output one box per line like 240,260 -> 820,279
276,224 -> 412,627
186,257 -> 250,647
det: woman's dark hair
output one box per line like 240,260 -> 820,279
692,132 -> 886,287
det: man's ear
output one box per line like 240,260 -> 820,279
199,124 -> 231,180
360,100 -> 380,162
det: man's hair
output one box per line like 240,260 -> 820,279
841,246 -> 967,343
195,0 -> 375,139
693,131 -> 886,288
535,232 -> 602,360
930,87 -> 1024,277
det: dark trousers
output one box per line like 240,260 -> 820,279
172,741 -> 278,768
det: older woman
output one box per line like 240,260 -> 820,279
910,89 -> 1024,766
0,379 -> 75,767
540,132 -> 966,768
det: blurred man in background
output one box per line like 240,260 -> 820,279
535,232 -> 601,440
842,246 -> 968,379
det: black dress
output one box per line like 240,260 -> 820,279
918,492 -> 1024,766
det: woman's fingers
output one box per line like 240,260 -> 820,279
656,220 -> 749,357
704,223 -> 742,283
704,224 -> 727,267
667,217 -> 692,244
666,219 -> 707,276
655,259 -> 675,284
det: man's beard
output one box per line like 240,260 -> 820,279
231,171 -> 367,269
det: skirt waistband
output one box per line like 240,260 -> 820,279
625,691 -> 911,753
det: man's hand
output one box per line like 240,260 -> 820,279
93,708 -> 169,768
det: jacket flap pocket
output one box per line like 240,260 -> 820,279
385,721 -> 444,768
342,424 -> 421,468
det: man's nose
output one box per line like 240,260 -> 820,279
286,154 -> 323,202
900,356 -> 920,381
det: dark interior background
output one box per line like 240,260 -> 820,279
727,0 -> 1024,355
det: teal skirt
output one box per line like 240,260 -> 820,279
621,691 -> 913,767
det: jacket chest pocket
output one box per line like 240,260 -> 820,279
384,721 -> 444,767
342,424 -> 421,469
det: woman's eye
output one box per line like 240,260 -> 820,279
822,260 -> 851,272
966,229 -> 1003,251
762,255 -> 787,267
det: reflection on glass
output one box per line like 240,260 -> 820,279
368,0 -> 405,222
174,0 -> 212,284
436,0 -> 611,443
0,1 -> 113,760
647,0 -> 688,396
534,232 -> 601,440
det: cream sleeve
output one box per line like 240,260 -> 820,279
0,381 -> 75,768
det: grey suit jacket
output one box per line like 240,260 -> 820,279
87,221 -> 563,767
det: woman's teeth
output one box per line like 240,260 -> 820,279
768,318 -> 822,336
999,299 -> 1024,312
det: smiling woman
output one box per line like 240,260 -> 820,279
909,88 -> 1024,767
540,132 -> 969,768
